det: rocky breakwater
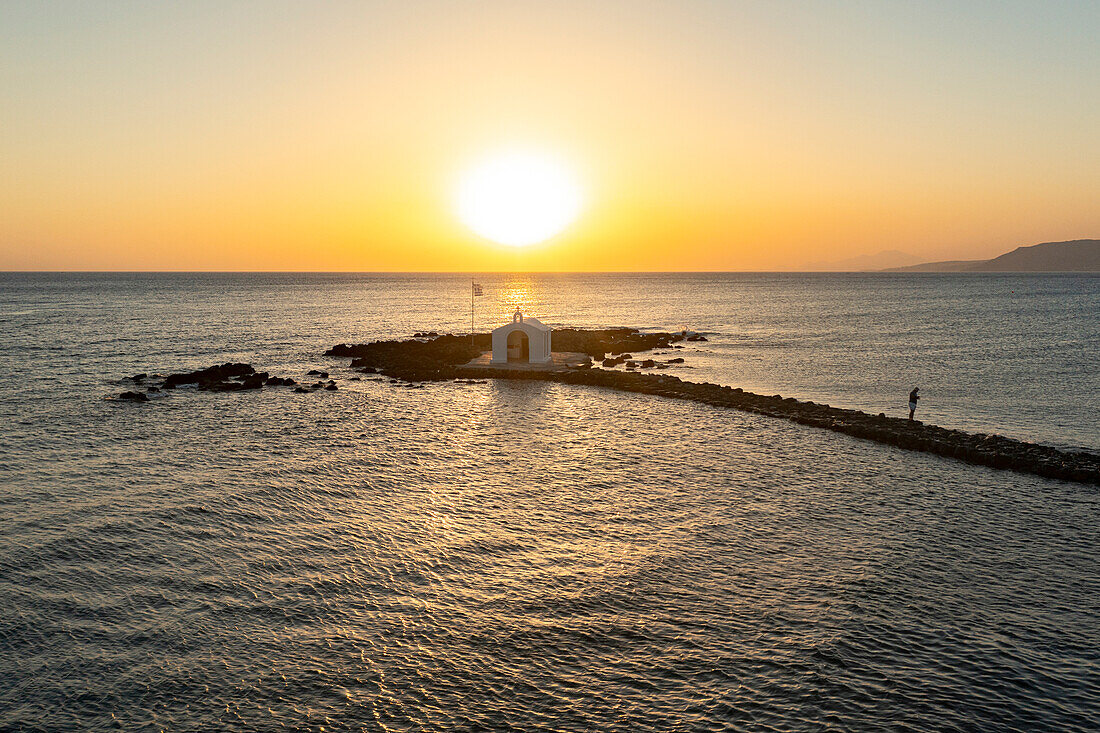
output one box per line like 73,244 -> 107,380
468,368 -> 1100,485
326,330 -> 1099,485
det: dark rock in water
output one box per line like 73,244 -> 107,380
686,334 -> 708,341
349,376 -> 361,381
129,373 -> 147,382
601,358 -> 617,367
118,391 -> 148,402
294,386 -> 310,393
164,363 -> 254,389
240,376 -> 265,390
264,376 -> 294,386
672,345 -> 684,349
306,369 -> 329,378
325,383 -> 338,390
668,357 -> 685,364
618,353 -> 633,359
640,359 -> 656,368
146,386 -> 160,393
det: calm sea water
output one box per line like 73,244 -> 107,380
1,272 -> 1098,731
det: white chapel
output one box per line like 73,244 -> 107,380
491,308 -> 552,365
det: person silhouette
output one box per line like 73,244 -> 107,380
908,387 -> 920,420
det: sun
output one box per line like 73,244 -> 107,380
455,148 -> 583,247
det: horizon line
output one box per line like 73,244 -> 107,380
2,269 -> 1096,275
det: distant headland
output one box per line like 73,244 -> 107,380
882,239 -> 1100,272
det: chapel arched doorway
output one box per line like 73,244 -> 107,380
507,330 -> 529,362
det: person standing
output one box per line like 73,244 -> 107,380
908,387 -> 920,420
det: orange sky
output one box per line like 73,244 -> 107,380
2,1 -> 1097,271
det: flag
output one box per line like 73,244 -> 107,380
472,283 -> 484,297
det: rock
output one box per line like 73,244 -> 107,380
349,376 -> 361,381
294,386 -> 310,393
640,359 -> 656,368
118,391 -> 148,401
164,363 -> 254,388
668,357 -> 685,364
686,335 -> 708,342
146,386 -> 160,393
306,369 -> 329,378
129,373 -> 147,382
325,383 -> 338,390
240,376 -> 264,389
602,358 -> 618,367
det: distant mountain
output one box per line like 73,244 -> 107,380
884,239 -> 1099,272
804,249 -> 922,271
970,239 -> 1100,271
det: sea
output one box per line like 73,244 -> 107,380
1,272 -> 1098,732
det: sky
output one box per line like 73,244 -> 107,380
1,0 -> 1097,271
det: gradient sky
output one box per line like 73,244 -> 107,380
2,0 -> 1097,271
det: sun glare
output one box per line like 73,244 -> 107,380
455,149 -> 582,247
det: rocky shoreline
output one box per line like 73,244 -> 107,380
326,328 -> 1100,485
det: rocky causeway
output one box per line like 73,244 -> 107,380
325,328 -> 1100,485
